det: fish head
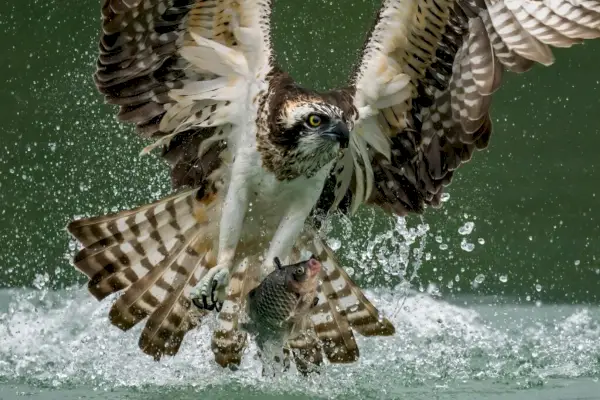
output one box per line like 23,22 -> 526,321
285,257 -> 321,296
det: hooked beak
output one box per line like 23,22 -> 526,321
322,121 -> 350,149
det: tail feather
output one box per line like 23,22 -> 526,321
311,281 -> 359,363
68,188 -> 197,248
308,231 -> 395,337
108,230 -> 211,331
302,229 -> 395,363
78,215 -> 202,301
68,188 -> 220,360
139,236 -> 212,359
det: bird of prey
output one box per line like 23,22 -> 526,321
68,0 -> 600,368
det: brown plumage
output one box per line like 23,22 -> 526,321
324,0 -> 600,216
68,0 -> 599,369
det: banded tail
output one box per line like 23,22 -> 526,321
306,230 -> 395,363
211,229 -> 395,369
67,188 -> 221,360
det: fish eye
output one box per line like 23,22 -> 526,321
295,266 -> 305,275
307,114 -> 322,127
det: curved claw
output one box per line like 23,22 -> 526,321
192,296 -> 213,311
191,266 -> 228,312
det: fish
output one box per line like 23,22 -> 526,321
245,256 -> 323,375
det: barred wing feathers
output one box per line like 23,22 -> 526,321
68,188 -> 219,359
69,0 -> 275,360
97,0 -> 274,188
328,0 -> 600,216
298,230 -> 395,364
211,234 -> 396,368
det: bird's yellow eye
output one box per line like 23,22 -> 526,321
308,115 -> 322,127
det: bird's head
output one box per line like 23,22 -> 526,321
261,100 -> 352,180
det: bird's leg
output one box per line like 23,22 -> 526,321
263,203 -> 314,275
192,174 -> 249,310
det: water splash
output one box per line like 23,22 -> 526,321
1,288 -> 599,397
327,213 -> 430,285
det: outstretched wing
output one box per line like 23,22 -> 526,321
324,0 -> 600,216
72,0 -> 275,361
97,0 -> 274,189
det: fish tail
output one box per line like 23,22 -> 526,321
67,187 -> 221,360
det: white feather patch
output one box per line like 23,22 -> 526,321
350,144 -> 365,215
355,117 -> 391,161
170,77 -> 243,102
373,73 -> 412,110
352,133 -> 374,208
182,32 -> 249,77
331,150 -> 354,212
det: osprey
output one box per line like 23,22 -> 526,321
68,0 -> 600,368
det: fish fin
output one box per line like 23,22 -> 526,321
211,256 -> 261,368
67,187 -> 221,360
302,228 -> 395,363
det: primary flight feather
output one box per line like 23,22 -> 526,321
68,0 -> 599,368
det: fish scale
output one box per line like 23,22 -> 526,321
248,273 -> 300,331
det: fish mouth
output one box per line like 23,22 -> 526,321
307,258 -> 321,277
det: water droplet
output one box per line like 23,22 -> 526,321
439,243 -> 448,250
427,283 -> 440,295
460,239 -> 475,252
478,238 -> 485,245
474,274 -> 485,284
440,192 -> 450,202
499,275 -> 508,283
574,260 -> 580,266
328,238 -> 341,251
346,267 -> 354,276
435,236 -> 443,243
447,280 -> 453,289
455,274 -> 460,282
535,283 -> 542,292
458,221 -> 474,235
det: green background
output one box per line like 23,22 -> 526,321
1,0 -> 599,303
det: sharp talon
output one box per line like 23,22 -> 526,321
215,302 -> 223,312
192,297 -> 203,309
211,279 -> 218,305
193,265 -> 229,312
202,295 -> 214,311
